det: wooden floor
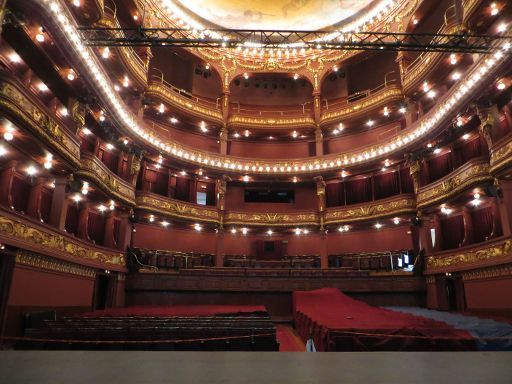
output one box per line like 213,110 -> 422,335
1,351 -> 511,383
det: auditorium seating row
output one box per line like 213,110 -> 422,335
224,256 -> 321,269
20,315 -> 279,351
178,267 -> 371,277
130,248 -> 214,270
328,250 -> 413,271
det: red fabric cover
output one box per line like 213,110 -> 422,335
428,152 -> 452,182
441,214 -> 465,250
345,178 -> 372,204
374,171 -> 400,199
293,288 -> 475,351
471,207 -> 493,243
400,168 -> 414,193
80,305 -> 267,317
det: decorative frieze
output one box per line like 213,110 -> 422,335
224,211 -> 319,227
461,264 -> 512,281
15,250 -> 96,278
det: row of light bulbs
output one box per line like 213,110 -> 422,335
46,1 -> 510,177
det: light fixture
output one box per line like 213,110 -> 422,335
452,72 -> 461,80
490,2 -> 499,15
462,133 -> 470,140
441,206 -> 453,215
449,54 -> 458,65
292,130 -> 298,138
82,127 -> 91,135
498,23 -> 507,33
149,215 -> 155,222
333,65 -> 338,72
303,229 -> 309,234
26,165 -> 37,176
123,139 -> 129,145
383,107 -> 390,116
170,117 -> 178,124
267,229 -> 273,236
243,73 -> 249,80
399,106 -> 406,114
106,143 -> 114,150
37,83 -> 49,92
413,18 -> 418,25
60,107 -> 68,116
244,130 -> 250,137
159,103 -> 165,113
72,194 -> 82,203
0,145 -> 6,156
43,153 -> 53,169
180,170 -> 187,176
114,85 -> 120,92
98,204 -> 107,212
344,225 -> 349,231
3,126 -> 14,141
72,0 -> 80,7
241,228 -> 248,235
393,217 -> 400,225
122,75 -> 129,88
375,223 -> 382,229
474,192 -> 481,199
427,143 -> 433,148
200,121 -> 208,132
433,148 -> 441,154
81,182 -> 89,195
422,81 -> 430,92
231,228 -> 237,234
194,223 -> 202,231
295,228 -> 301,235
293,73 -> 299,80
8,53 -> 21,63
338,226 -> 345,232
101,47 -> 110,59
35,29 -> 45,42
341,170 -> 347,178
292,177 -> 298,183
366,120 -> 375,127
109,200 -> 115,210
427,90 -> 436,99
67,69 -> 76,81
162,221 -> 170,227
242,175 -> 249,182
497,81 -> 506,90
233,132 -> 240,138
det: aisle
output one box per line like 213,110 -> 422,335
276,324 -> 306,352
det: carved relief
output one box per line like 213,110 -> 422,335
16,250 -> 96,278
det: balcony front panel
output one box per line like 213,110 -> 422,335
75,152 -> 136,206
223,210 -> 320,227
324,194 -> 416,225
228,140 -> 311,159
416,159 -> 492,209
490,134 -> 512,175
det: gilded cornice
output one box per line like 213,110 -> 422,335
320,84 -> 404,125
490,136 -> 512,175
461,264 -> 512,281
146,82 -> 223,123
0,78 -> 81,168
324,195 -> 416,225
0,214 -> 126,269
416,159 -> 492,209
224,211 -> 319,227
135,192 -> 221,224
15,250 -> 96,279
75,153 -> 136,206
227,115 -> 316,129
426,239 -> 512,272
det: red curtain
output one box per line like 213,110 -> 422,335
40,188 -> 53,224
453,138 -> 482,167
80,137 -> 95,153
98,148 -> 119,174
326,182 -> 341,207
65,204 -> 79,236
374,171 -> 400,199
152,171 -> 169,196
471,207 -> 493,244
441,215 -> 465,250
428,153 -> 452,182
400,168 -> 414,193
175,177 -> 191,202
11,176 -> 30,213
345,178 -> 372,204
88,212 -> 106,246
205,182 -> 216,206
113,218 -> 121,247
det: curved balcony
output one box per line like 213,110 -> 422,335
0,207 -> 127,271
75,152 -> 136,206
416,158 -> 493,209
95,2 -> 149,87
490,134 -> 512,176
0,73 -> 81,168
324,194 -> 416,225
320,82 -> 403,126
135,191 -> 221,224
146,76 -> 223,124
223,210 -> 319,227
425,237 -> 512,274
401,0 -> 483,93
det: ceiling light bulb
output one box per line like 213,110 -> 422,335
162,221 -> 169,227
333,65 -> 338,72
452,72 -> 461,80
241,228 -> 248,235
422,81 -> 430,92
159,103 -> 165,113
393,217 -> 400,225
375,223 -> 382,229
383,107 -> 389,116
38,83 -> 48,92
8,53 -> 21,63
462,133 -> 470,140
292,131 -> 298,138
3,131 -> 14,141
292,177 -> 298,183
399,106 -> 406,114
242,175 -> 249,182
123,76 -> 129,87
491,3 -> 499,15
36,32 -> 45,42
109,200 -> 115,210
244,130 -> 250,137
123,139 -> 129,145
243,73 -> 249,79
26,165 -> 37,176
427,90 -> 436,99
233,132 -> 240,138
170,117 -> 178,124
67,70 -> 75,81
449,54 -> 457,65
498,23 -> 507,33
149,215 -> 155,222
366,120 -> 375,127
72,194 -> 82,203
73,0 -> 80,6
474,192 -> 481,199
497,81 -> 506,90
98,204 -> 106,212
194,223 -> 202,231
293,73 -> 299,80
267,229 -> 273,235
0,146 -> 6,156
101,47 -> 110,59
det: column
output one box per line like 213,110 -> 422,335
495,179 -> 512,237
26,178 -> 45,221
0,250 -> 15,338
103,211 -> 117,249
432,214 -> 444,252
48,176 -> 70,230
315,125 -> 324,156
215,229 -> 225,267
490,197 -> 503,239
409,160 -> 422,195
0,161 -> 16,208
77,202 -> 90,241
117,211 -> 133,251
219,125 -> 228,155
320,231 -> 328,269
477,104 -> 498,150
461,207 -> 473,246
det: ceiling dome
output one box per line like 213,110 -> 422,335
174,0 -> 376,31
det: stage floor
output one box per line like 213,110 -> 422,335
1,351 -> 511,384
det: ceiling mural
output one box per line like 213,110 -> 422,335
174,0 -> 376,30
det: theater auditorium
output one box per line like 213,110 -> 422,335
0,0 -> 512,382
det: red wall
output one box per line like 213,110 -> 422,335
464,278 -> 512,310
228,140 -> 311,159
327,225 -> 413,254
8,266 -> 94,307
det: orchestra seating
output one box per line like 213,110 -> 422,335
130,248 -> 214,270
328,250 -> 413,271
19,310 -> 278,351
293,288 -> 476,351
224,255 -> 321,269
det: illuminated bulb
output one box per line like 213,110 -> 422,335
244,130 -> 250,137
170,117 -> 178,124
427,143 -> 433,148
200,121 -> 208,132
344,225 -> 349,231
26,165 -> 37,176
98,204 -> 107,212
67,70 -> 75,81
133,15 -> 138,21
101,47 -> 110,59
109,200 -> 115,210
162,221 -> 169,227
474,193 -> 481,200
450,54 -> 457,65
393,217 -> 400,225
292,177 -> 298,183
72,194 -> 82,203
333,65 -> 338,72
106,143 -> 114,150
149,215 -> 155,222
375,223 -> 382,229
82,127 -> 91,135
267,229 -> 273,236
8,53 -> 21,63
60,108 -> 68,116
422,81 -> 430,92
497,81 -> 506,90
36,32 -> 45,42
114,85 -> 120,92
233,132 -> 240,138
341,170 -> 347,178
427,90 -> 436,99
491,3 -> 499,16
433,148 -> 441,154
194,223 -> 202,231
498,23 -> 507,33
3,130 -> 14,142
338,226 -> 345,232
243,72 -> 249,80
462,133 -> 470,140
73,0 -> 80,6
38,83 -> 49,92
123,139 -> 129,145
159,103 -> 165,113
81,182 -> 89,195
295,228 -> 301,235
0,146 -> 6,156
338,122 -> 344,131
43,153 -> 53,169
123,75 -> 129,87
180,170 -> 187,176
241,228 -> 248,235
399,106 -> 406,114
413,18 -> 418,25
383,107 -> 389,116
303,229 -> 309,235
292,130 -> 298,138
293,73 -> 299,80
366,120 -> 375,127
452,72 -> 461,80
242,175 -> 249,182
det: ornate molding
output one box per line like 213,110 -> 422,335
0,213 -> 126,269
224,211 -> 319,227
417,159 -> 492,209
320,84 -> 404,125
324,195 -> 416,225
0,76 -> 80,168
75,153 -> 136,206
228,115 -> 316,130
15,250 -> 96,278
461,264 -> 512,281
426,239 -> 512,272
490,135 -> 512,175
136,192 -> 221,224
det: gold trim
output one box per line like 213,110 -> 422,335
75,153 -> 136,206
224,211 -> 319,226
490,137 -> 512,174
324,196 -> 416,225
461,264 -> 512,281
228,115 -> 315,129
0,214 -> 126,268
15,250 -> 96,278
417,160 -> 492,209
